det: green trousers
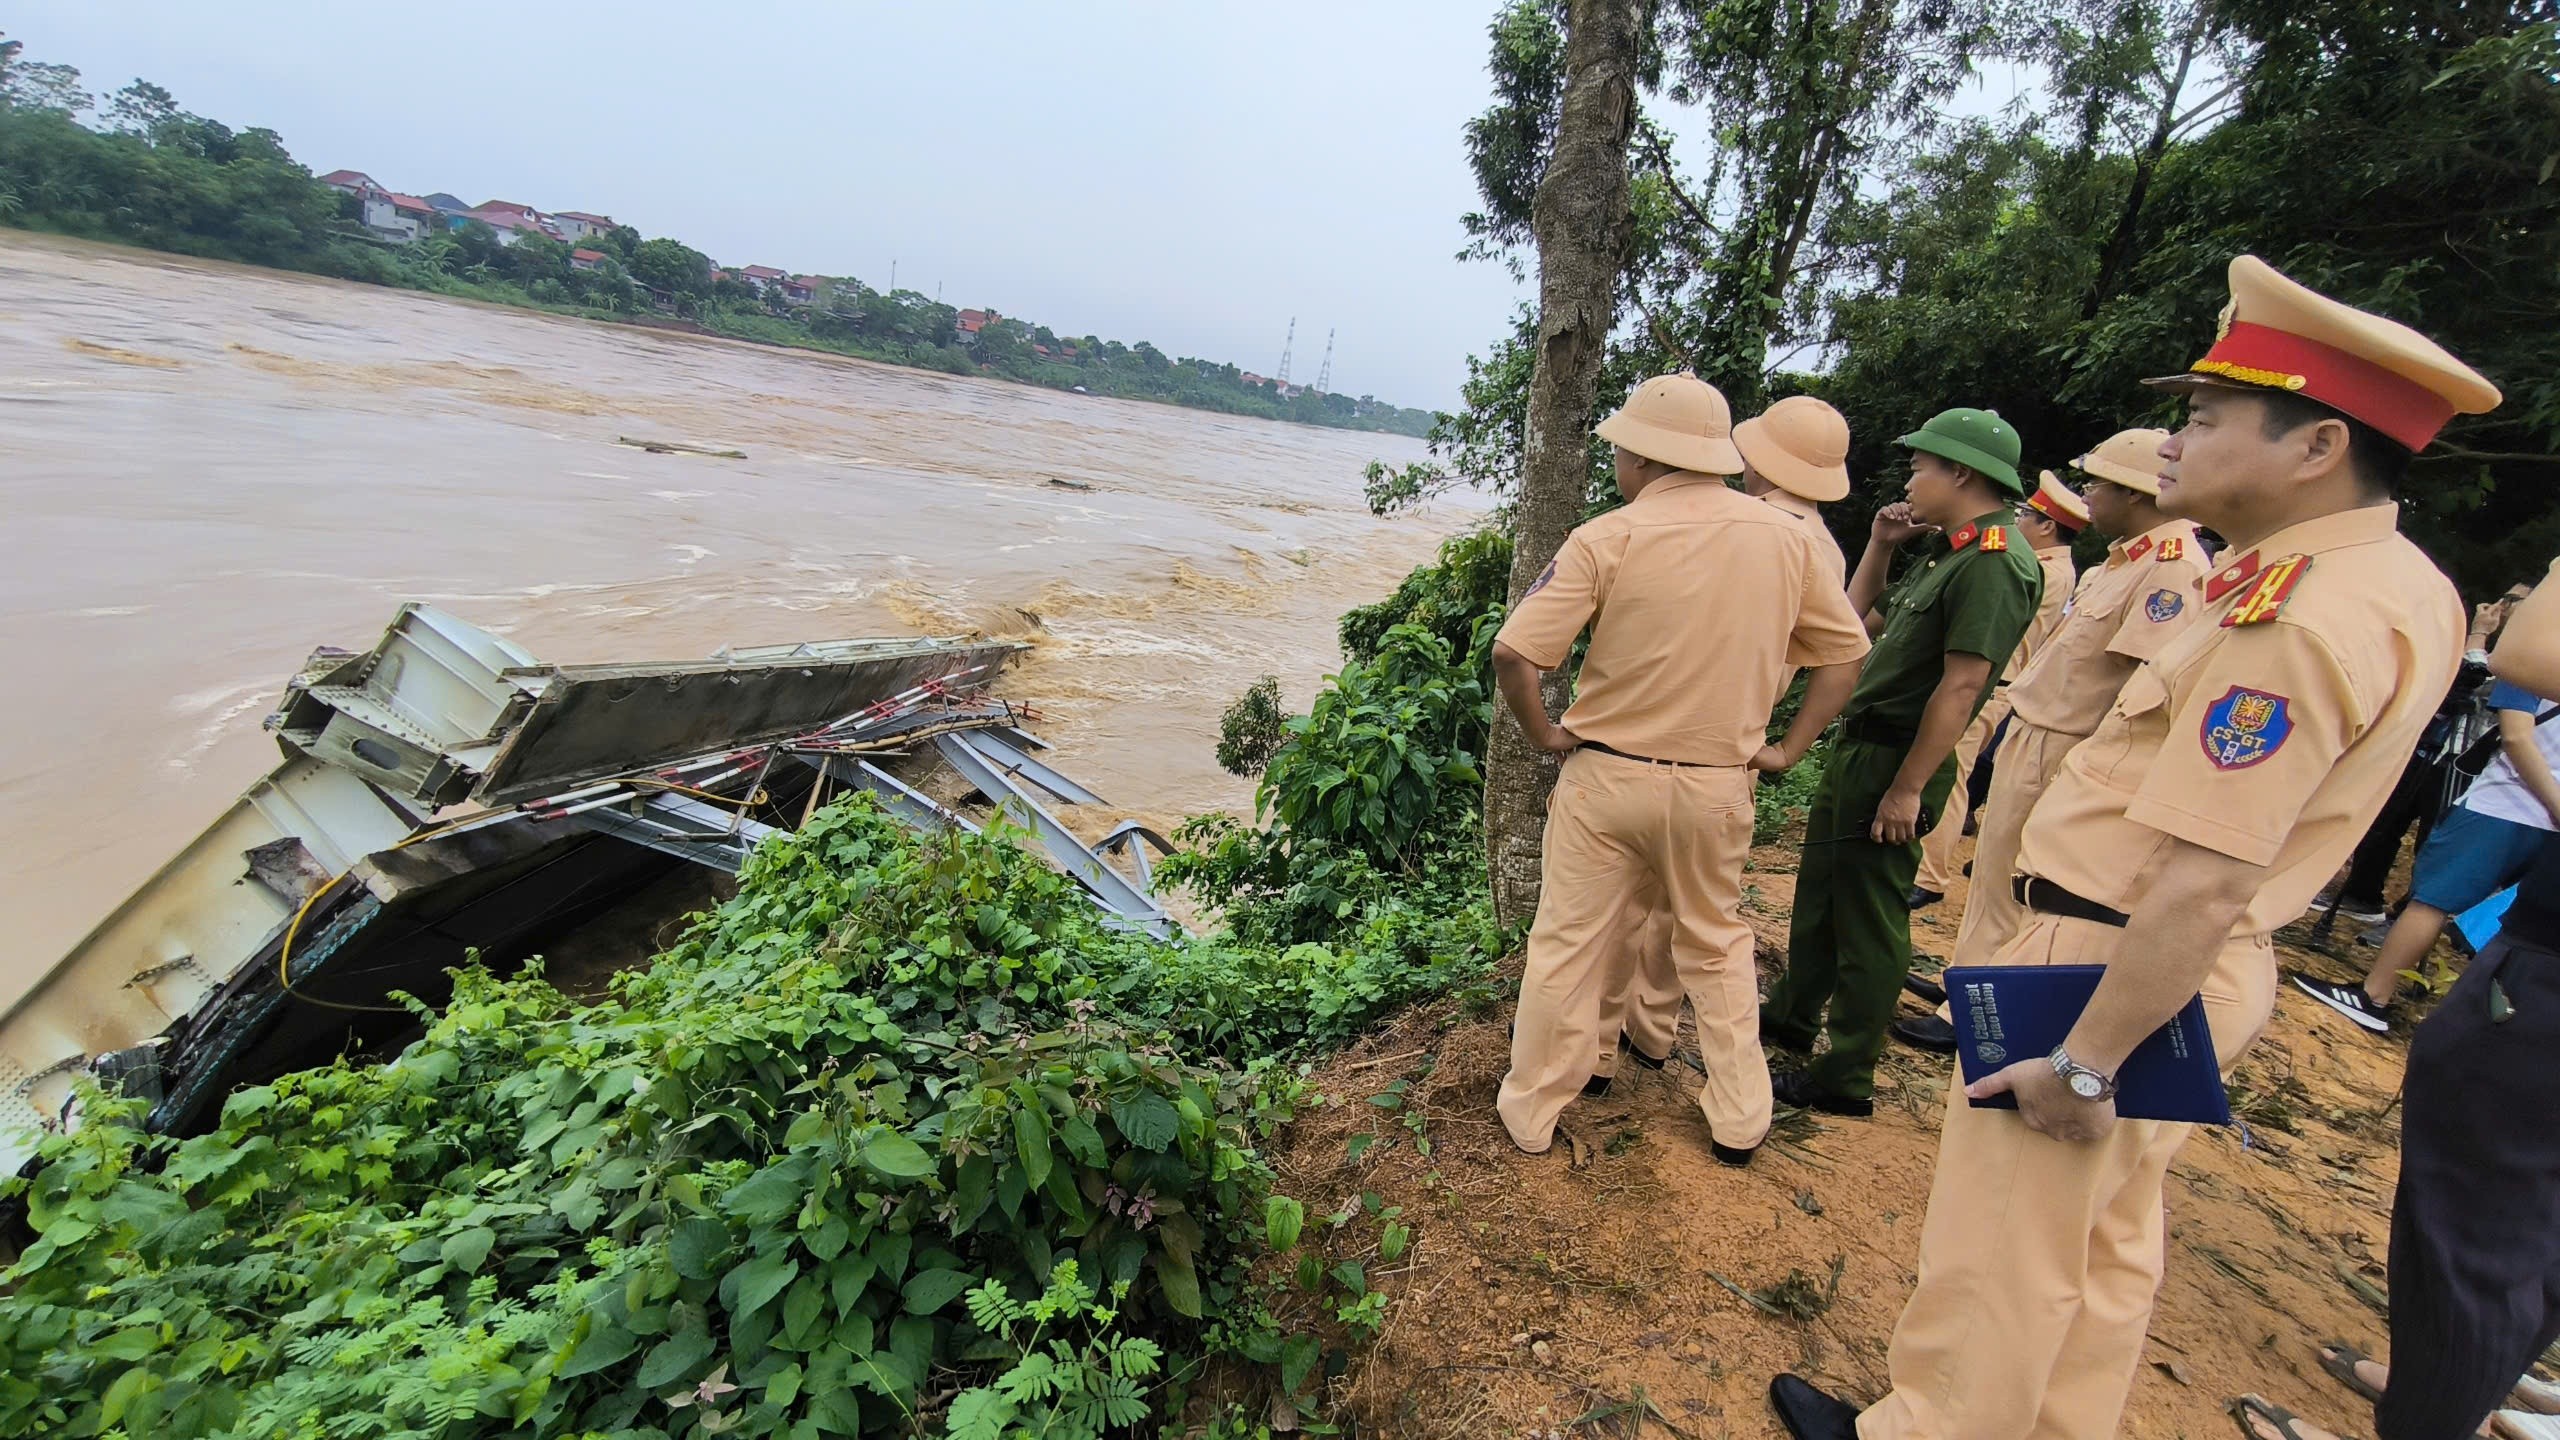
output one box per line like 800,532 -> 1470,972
1764,736 -> 1961,1100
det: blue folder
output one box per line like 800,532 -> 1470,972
1944,965 -> 2231,1125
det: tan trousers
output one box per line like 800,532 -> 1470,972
1913,694 -> 2012,896
1593,900 -> 1679,1079
1498,749 -> 1764,1152
1946,722 -> 2081,968
1857,913 -> 2278,1440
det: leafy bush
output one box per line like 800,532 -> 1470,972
1214,677 -> 1287,780
1259,622 -> 1493,874
1753,738 -> 1829,848
0,800 -> 1305,1440
1336,528 -> 1511,667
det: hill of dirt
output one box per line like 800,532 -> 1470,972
1268,842 -> 2442,1440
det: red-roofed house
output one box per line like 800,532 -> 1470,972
779,275 -> 821,306
552,211 -> 616,242
319,170 -> 381,197
956,309 -> 992,343
736,265 -> 787,295
569,248 -> 609,272
361,192 -> 438,243
462,207 -> 551,248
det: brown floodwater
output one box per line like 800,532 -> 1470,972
0,233 -> 1480,1007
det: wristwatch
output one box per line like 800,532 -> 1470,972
2048,1046 -> 2116,1102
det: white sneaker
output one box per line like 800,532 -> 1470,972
2290,974 -> 2393,1034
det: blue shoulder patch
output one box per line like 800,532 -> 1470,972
2200,685 -> 2292,770
2145,588 -> 2185,623
1525,559 -> 1557,596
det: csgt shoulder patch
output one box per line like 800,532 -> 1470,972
2200,685 -> 2293,770
2146,588 -> 2185,623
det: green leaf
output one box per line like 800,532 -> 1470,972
723,1156 -> 812,1225
440,1225 -> 496,1274
860,1130 -> 936,1179
557,1317 -> 638,1378
1056,1114 -> 1107,1168
730,1250 -> 801,1320
809,1383 -> 864,1436
1380,1222 -> 1411,1263
1345,1133 -> 1377,1163
635,1320 -> 713,1387
1155,1249 -> 1203,1317
783,1273 -> 827,1344
1011,1105 -> 1053,1191
670,1216 -> 732,1280
901,1268 -> 976,1314
1280,1331 -> 1322,1398
1264,1195 -> 1305,1253
1110,1091 -> 1181,1152
765,1360 -> 804,1408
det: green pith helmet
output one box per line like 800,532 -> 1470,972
1896,407 -> 2024,495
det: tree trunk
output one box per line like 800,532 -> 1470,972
1484,0 -> 1644,929
2083,8 -> 2206,320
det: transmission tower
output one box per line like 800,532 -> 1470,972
1313,328 -> 1335,394
1277,317 -> 1296,386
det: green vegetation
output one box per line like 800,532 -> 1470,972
1378,0 -> 2560,598
0,34 -> 1433,440
0,795 -> 1490,1439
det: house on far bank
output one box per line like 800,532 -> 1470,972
462,208 -> 550,248
318,169 -> 380,198
779,275 -> 821,306
424,193 -> 470,215
736,265 -> 787,295
956,309 -> 993,343
569,248 -> 609,272
552,211 -> 616,242
363,193 -> 437,243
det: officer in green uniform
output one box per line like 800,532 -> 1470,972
1763,408 -> 2045,1115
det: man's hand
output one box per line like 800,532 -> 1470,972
1870,784 -> 1925,843
1968,1058 -> 2118,1143
1536,725 -> 1583,756
2472,598 -> 2512,645
1871,502 -> 1933,548
1750,743 -> 1791,773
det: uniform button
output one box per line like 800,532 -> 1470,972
1928,561 -> 1938,568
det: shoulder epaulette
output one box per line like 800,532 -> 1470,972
2155,537 -> 2185,562
1979,525 -> 2008,552
2221,554 -> 2312,627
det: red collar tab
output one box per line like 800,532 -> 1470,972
2155,536 -> 2186,562
2222,554 -> 2313,627
2123,535 -> 2154,562
1947,523 -> 1980,551
2204,551 -> 2261,603
2188,321 -> 2455,451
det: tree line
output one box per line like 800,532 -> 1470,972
0,34 -> 1434,440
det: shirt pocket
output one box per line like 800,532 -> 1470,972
2081,662 -> 2170,783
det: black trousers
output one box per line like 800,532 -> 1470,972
2340,757 -> 2451,908
2378,933 -> 2560,1440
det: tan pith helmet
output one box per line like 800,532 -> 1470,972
1596,373 -> 1745,476
1733,395 -> 1851,502
2026,470 -> 2091,532
2071,428 -> 2173,496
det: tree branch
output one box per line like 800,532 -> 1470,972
1640,130 -> 1722,243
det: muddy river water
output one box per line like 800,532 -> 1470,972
0,233 -> 1478,1007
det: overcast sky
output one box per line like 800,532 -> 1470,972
10,2 -> 1542,409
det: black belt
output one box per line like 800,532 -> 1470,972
1838,716 -> 1916,747
1578,741 -> 1726,768
2012,874 -> 2131,928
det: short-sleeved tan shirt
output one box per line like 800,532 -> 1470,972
1999,547 -> 2079,684
2007,518 -> 2211,738
2015,504 -> 2461,936
1496,473 -> 1873,765
1758,488 -> 1847,592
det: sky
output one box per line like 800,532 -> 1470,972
8,2 -> 1538,410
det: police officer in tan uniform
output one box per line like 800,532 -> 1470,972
1593,395 -> 1856,1085
1769,256 -> 2498,1440
1894,432 -> 2212,1053
1909,470 -> 2085,908
1493,375 -> 1871,1165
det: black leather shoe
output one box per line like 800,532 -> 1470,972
1581,1073 -> 1612,1098
1711,1140 -> 1758,1167
1903,972 -> 1946,1006
1962,812 -> 1979,837
1622,1039 -> 1669,1070
1760,1020 -> 1816,1052
1905,886 -> 1943,910
1891,1015 -> 1958,1054
1771,1067 -> 1873,1118
1769,1373 -> 1860,1439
